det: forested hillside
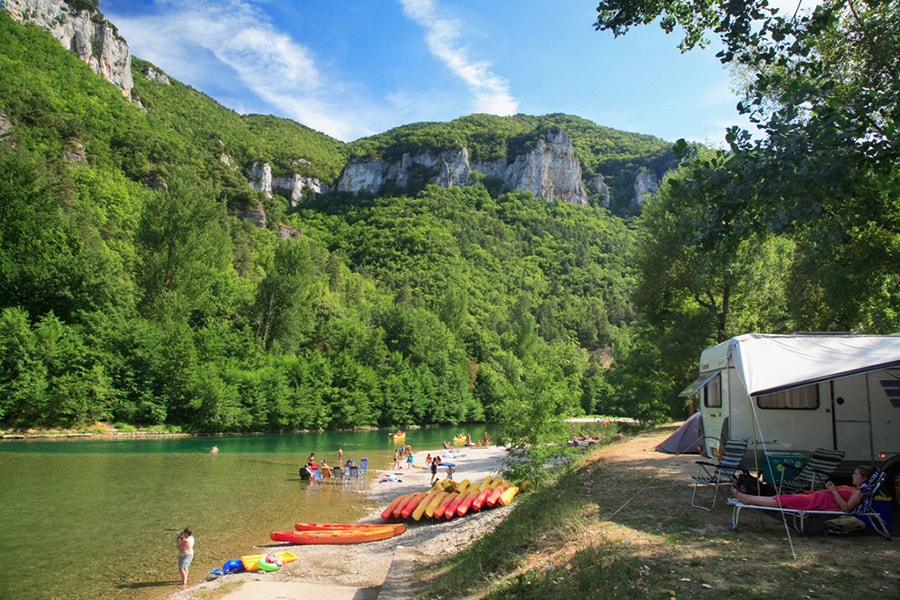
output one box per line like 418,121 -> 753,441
8,0 -> 892,438
0,13 -> 647,433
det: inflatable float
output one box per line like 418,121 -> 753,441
240,550 -> 299,572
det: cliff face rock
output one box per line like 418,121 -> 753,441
634,171 -> 659,205
336,148 -> 472,195
337,129 -> 595,205
249,162 -> 328,208
2,0 -> 133,99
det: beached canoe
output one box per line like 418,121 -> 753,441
381,494 -> 408,521
498,485 -> 520,506
443,490 -> 471,519
412,490 -> 439,521
393,492 -> 423,519
294,522 -> 407,535
485,483 -> 509,508
271,526 -> 399,545
425,491 -> 449,518
240,550 -> 299,572
433,492 -> 458,519
456,491 -> 478,516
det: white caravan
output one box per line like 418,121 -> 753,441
681,333 -> 900,490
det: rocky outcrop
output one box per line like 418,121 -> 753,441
249,162 -> 329,208
2,0 -> 133,99
634,171 -> 659,205
475,130 -> 589,206
337,129 -> 596,205
336,148 -> 473,195
587,173 -> 611,207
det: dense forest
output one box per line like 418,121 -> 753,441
0,12 -> 647,434
1,0 -> 898,441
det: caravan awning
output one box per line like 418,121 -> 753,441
730,334 -> 900,396
679,371 -> 718,397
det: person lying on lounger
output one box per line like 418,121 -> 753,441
731,465 -> 877,513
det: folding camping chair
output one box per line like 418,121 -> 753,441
691,438 -> 749,511
773,448 -> 845,494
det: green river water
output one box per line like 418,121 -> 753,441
0,426 -> 491,600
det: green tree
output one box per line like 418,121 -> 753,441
594,0 -> 900,332
135,168 -> 233,323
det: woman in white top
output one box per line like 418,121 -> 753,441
176,527 -> 194,588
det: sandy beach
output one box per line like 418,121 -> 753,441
168,444 -> 512,600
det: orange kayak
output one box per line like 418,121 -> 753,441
271,526 -> 399,545
485,483 -> 508,508
471,487 -> 492,511
295,522 -> 407,535
381,494 -> 407,521
401,493 -> 428,520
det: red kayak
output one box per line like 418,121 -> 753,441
456,491 -> 478,517
272,526 -> 399,545
295,522 -> 407,535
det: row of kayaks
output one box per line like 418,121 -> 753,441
380,476 -> 519,522
211,478 -> 519,578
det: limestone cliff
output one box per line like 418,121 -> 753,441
337,129 -> 600,205
634,171 -> 659,205
2,0 -> 133,99
249,162 -> 329,208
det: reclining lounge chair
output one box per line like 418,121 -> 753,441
727,469 -> 891,539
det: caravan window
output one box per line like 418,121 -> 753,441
703,373 -> 722,408
756,384 -> 819,409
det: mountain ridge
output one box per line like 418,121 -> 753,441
1,0 -> 674,215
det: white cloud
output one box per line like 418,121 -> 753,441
399,0 -> 518,115
108,0 -> 379,140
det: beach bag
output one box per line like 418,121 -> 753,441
825,516 -> 865,535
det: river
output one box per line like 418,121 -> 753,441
0,426 -> 492,600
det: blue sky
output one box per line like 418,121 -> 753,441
100,0 -> 748,144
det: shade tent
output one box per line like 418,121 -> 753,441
656,412 -> 702,454
696,334 -> 900,397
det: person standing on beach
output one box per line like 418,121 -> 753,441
430,456 -> 441,485
338,447 -> 343,465
176,527 -> 194,588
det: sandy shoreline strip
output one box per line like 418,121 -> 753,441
169,445 -> 511,600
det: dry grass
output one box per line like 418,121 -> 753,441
416,426 -> 899,599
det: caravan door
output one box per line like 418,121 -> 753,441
831,374 -> 872,462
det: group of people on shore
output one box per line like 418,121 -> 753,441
392,444 -> 414,469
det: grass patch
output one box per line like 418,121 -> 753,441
415,427 -> 899,600
417,449 -> 649,599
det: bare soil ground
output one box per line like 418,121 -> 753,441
498,427 -> 899,599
